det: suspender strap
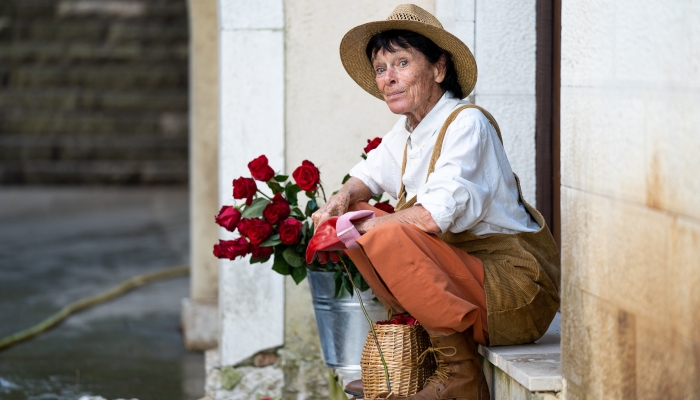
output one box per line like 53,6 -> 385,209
396,104 -> 502,208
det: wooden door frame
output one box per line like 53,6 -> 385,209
536,0 -> 561,247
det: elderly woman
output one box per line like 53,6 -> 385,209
310,5 -> 560,399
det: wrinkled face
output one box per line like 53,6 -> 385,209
372,46 -> 444,118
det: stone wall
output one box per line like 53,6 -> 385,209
0,0 -> 188,184
560,0 -> 700,397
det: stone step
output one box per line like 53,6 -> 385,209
0,110 -> 188,135
0,41 -> 187,63
0,159 -> 188,184
1,19 -> 187,44
3,64 -> 186,89
0,88 -> 187,112
0,134 -> 187,161
2,0 -> 187,20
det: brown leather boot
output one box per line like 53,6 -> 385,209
379,331 -> 490,400
345,379 -> 364,398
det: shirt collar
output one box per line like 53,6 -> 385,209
404,92 -> 461,147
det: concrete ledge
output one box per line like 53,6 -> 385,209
478,313 -> 562,393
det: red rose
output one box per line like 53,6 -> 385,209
292,160 -> 320,192
215,206 -> 241,231
263,194 -> 291,224
278,218 -> 302,245
213,238 -> 250,260
232,177 -> 257,206
364,137 -> 382,154
237,218 -> 253,236
244,218 -> 274,245
250,245 -> 273,259
248,155 -> 275,182
373,201 -> 395,214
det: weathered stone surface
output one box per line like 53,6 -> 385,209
0,88 -> 187,112
181,297 -> 219,351
0,0 -> 188,184
9,66 -> 186,90
204,348 -> 285,400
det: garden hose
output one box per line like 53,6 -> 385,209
0,265 -> 189,351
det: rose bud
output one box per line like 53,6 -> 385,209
215,206 -> 241,231
213,241 -> 229,259
279,218 -> 303,245
250,245 -> 273,259
364,137 -> 382,154
237,218 -> 253,237
247,155 -> 275,182
232,177 -> 257,206
245,218 -> 274,245
292,160 -> 320,192
373,201 -> 395,214
263,194 -> 291,224
213,238 -> 250,260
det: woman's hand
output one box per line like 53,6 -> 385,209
312,192 -> 350,230
312,177 -> 374,232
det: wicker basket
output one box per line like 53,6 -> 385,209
360,323 -> 436,398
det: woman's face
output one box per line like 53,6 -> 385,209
372,46 -> 446,123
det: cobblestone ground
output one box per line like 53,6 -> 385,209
0,187 -> 204,400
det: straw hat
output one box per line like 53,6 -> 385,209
339,4 -> 477,100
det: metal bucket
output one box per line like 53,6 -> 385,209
307,270 -> 386,370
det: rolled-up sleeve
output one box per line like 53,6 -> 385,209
415,114 -> 493,233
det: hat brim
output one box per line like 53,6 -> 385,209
339,20 -> 477,100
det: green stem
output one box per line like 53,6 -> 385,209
257,189 -> 272,200
338,255 -> 391,394
319,183 -> 328,203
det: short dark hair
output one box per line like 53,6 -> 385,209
366,30 -> 463,99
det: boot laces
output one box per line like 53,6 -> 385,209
417,346 -> 457,388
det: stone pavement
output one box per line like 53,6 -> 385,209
0,187 -> 203,400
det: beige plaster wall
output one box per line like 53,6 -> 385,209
560,0 -> 700,398
285,0 -> 435,189
188,0 -> 219,302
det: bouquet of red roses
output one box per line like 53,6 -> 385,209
213,138 -> 394,296
213,155 -> 327,284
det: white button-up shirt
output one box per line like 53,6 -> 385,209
349,92 -> 540,236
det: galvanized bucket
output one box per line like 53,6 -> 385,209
307,270 -> 386,370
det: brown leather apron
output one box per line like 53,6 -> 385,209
395,105 -> 561,346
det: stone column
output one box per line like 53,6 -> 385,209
182,0 -> 221,351
217,0 -> 285,367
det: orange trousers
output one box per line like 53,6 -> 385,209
345,203 -> 489,345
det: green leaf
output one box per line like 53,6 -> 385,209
305,191 -> 317,199
342,174 -> 351,184
250,256 -> 271,264
260,234 -> 281,247
305,198 -> 318,217
272,256 -> 291,275
274,174 -> 289,182
282,247 -> 303,268
291,266 -> 307,284
290,207 -> 304,218
333,271 -> 343,298
285,184 -> 301,206
266,181 -> 283,194
301,221 -> 310,243
241,198 -> 270,218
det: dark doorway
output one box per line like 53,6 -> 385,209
536,0 -> 561,246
